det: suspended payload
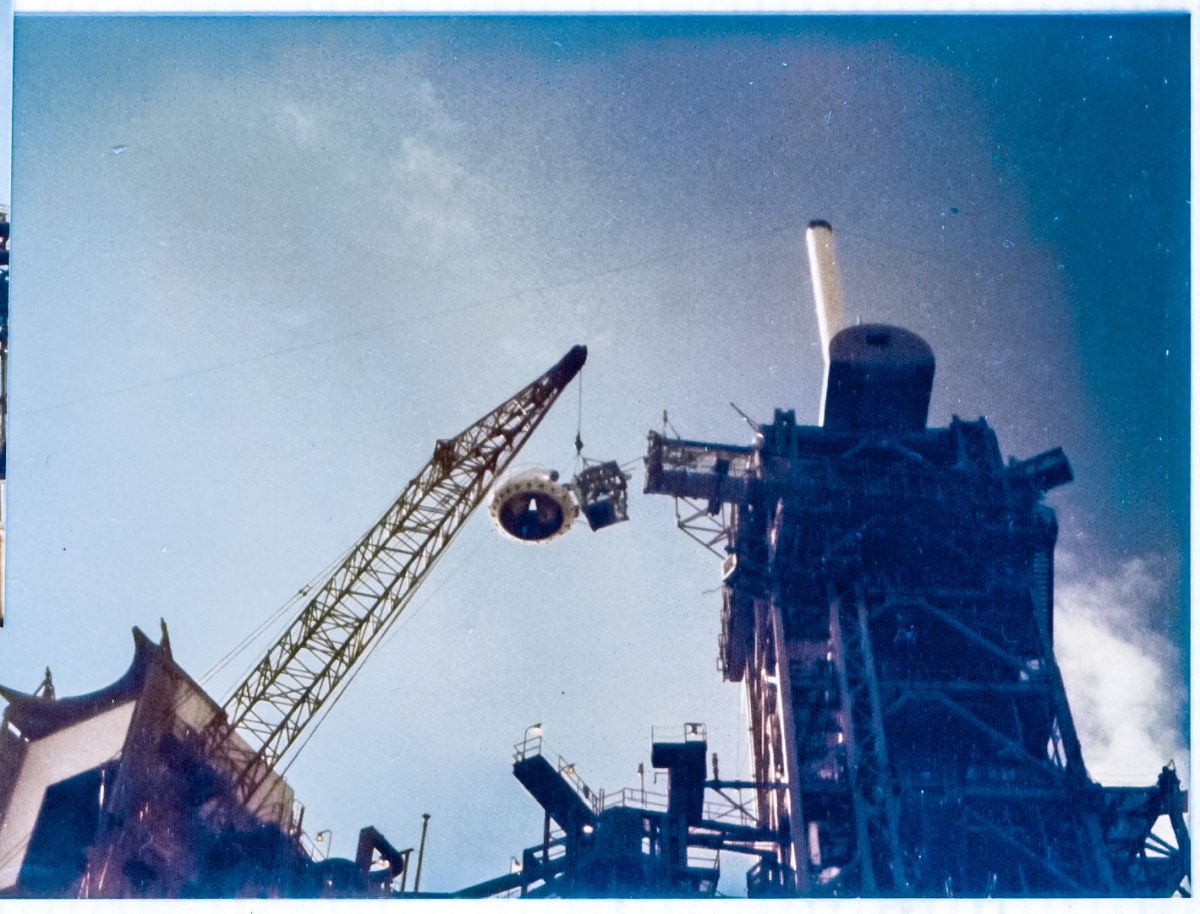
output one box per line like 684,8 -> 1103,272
489,461 -> 631,543
573,460 -> 630,531
490,468 -> 579,543
490,352 -> 631,543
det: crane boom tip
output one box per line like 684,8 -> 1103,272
550,345 -> 588,386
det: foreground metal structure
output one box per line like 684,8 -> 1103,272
640,223 -> 1189,897
0,346 -> 587,898
646,408 -> 1189,896
457,724 -> 781,899
1,216 -> 1187,897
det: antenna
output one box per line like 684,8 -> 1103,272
730,402 -> 761,433
806,220 -> 845,425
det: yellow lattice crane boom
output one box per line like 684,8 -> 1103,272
211,345 -> 587,810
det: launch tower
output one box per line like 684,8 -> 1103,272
643,223 -> 1189,897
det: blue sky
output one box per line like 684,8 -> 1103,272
2,15 -> 1189,892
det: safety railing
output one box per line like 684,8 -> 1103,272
516,725 -> 767,824
651,722 -> 708,744
594,785 -> 670,814
530,832 -> 569,863
687,845 -> 721,872
555,757 -> 597,806
513,730 -> 601,812
300,828 -> 334,862
513,732 -> 544,763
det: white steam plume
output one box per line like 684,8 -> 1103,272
1054,556 -> 1189,788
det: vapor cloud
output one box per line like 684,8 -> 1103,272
1054,557 -> 1188,788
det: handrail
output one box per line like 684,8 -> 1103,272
594,786 -> 670,814
514,727 -> 767,824
556,756 -> 597,804
511,731 -> 600,810
513,733 -> 543,763
651,722 -> 708,744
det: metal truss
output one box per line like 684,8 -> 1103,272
644,430 -> 754,557
763,547 -> 1155,896
674,496 -> 734,557
845,577 -> 1148,896
211,346 -> 587,808
874,588 -> 1086,788
645,401 -> 1189,897
831,582 -> 908,894
740,595 -> 804,893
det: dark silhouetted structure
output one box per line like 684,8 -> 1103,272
643,319 -> 1189,897
457,725 -> 778,898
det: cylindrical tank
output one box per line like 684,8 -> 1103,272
822,324 -> 935,433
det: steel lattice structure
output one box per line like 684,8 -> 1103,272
211,345 -> 587,808
646,405 -> 1190,897
642,221 -> 1188,897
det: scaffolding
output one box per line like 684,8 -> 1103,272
646,404 -> 1189,897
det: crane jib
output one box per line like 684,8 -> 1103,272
210,345 -> 587,815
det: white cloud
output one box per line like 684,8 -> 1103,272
390,135 -> 475,248
1054,557 -> 1188,788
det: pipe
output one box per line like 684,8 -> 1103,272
413,813 -> 431,894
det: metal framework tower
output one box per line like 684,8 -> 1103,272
211,345 -> 588,812
646,387 -> 1188,898
643,228 -> 1189,897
